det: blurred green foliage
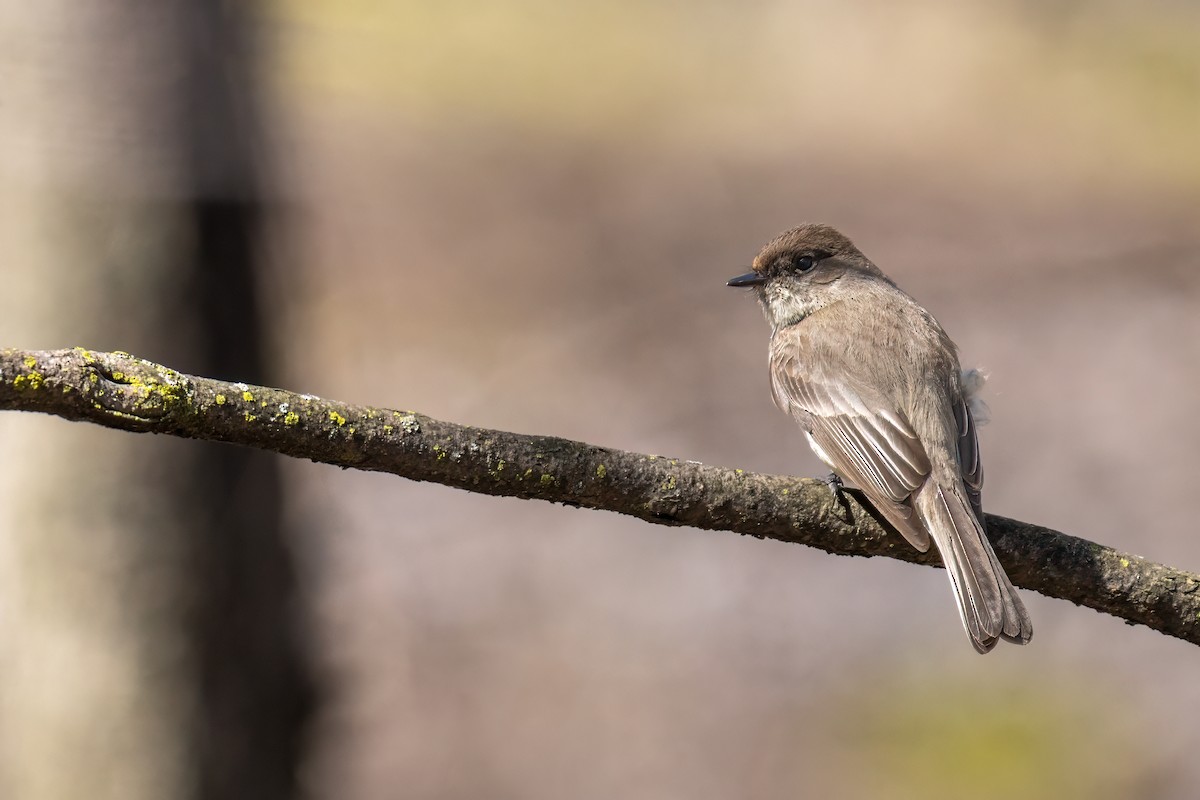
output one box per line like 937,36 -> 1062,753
828,673 -> 1147,800
271,0 -> 1200,187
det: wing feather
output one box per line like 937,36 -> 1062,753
954,393 -> 985,523
770,326 -> 932,550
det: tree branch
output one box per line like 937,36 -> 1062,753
3,347 -> 1196,646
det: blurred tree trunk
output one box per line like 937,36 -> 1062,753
0,3 -> 313,799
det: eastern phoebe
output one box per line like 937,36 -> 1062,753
728,224 -> 1032,653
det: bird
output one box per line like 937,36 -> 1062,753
727,223 -> 1032,653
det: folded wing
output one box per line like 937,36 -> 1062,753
769,326 -> 932,551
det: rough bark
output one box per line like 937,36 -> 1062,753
4,347 -> 1197,647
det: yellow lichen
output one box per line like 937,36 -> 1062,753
329,411 -> 347,426
595,464 -> 607,479
22,356 -> 36,369
242,390 -> 254,402
215,394 -> 227,405
244,412 -> 257,422
540,474 -> 554,485
284,412 -> 300,426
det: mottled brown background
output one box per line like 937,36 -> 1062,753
2,1 -> 1198,798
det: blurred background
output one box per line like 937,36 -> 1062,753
1,1 -> 1198,798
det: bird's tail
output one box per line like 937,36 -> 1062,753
916,482 -> 1032,653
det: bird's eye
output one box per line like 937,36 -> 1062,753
795,255 -> 816,272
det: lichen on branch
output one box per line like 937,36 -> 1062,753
3,347 -> 1198,647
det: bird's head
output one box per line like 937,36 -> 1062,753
727,223 -> 888,329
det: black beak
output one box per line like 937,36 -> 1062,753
727,271 -> 765,287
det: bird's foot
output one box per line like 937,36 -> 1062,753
821,472 -> 853,520
821,472 -> 845,501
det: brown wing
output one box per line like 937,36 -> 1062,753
769,325 -> 933,551
953,392 -> 984,524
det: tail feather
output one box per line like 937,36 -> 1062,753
985,540 -> 1033,643
917,483 -> 1032,653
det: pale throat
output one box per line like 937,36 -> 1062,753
760,281 -> 820,330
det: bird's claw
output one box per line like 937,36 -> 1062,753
821,472 -> 844,501
821,472 -> 853,519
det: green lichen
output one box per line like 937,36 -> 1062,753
152,380 -> 184,405
329,411 -> 347,426
595,464 -> 607,479
13,372 -> 44,391
540,474 -> 554,486
660,475 -> 677,492
284,412 -> 300,426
